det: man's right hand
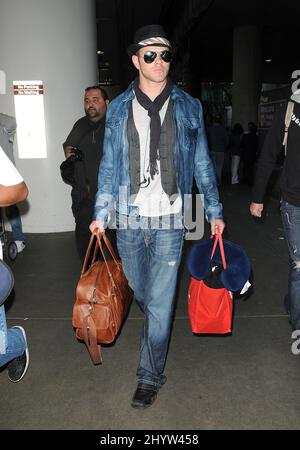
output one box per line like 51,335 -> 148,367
250,202 -> 264,218
64,146 -> 75,159
89,220 -> 105,233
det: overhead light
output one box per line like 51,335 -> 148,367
97,50 -> 104,55
265,58 -> 272,63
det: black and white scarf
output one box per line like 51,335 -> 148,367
134,77 -> 173,179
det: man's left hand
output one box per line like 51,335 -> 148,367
210,219 -> 225,235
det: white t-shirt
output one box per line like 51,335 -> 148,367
0,145 -> 23,259
0,145 -> 23,186
130,96 -> 182,217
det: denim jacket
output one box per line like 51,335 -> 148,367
94,82 -> 223,223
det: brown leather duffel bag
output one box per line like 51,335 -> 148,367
72,230 -> 132,364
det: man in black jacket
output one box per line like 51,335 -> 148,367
250,91 -> 300,332
63,86 -> 109,262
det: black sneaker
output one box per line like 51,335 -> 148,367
7,326 -> 29,382
131,383 -> 158,409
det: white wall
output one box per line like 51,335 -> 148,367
0,0 -> 97,231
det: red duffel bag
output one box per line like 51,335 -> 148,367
188,231 -> 233,334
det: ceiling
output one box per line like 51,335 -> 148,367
96,0 -> 300,90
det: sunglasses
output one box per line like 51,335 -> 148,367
142,50 -> 172,64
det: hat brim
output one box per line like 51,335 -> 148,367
127,43 -> 173,58
187,239 -> 251,292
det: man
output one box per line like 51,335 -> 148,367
0,145 -> 29,381
250,90 -> 300,332
0,113 -> 26,253
206,115 -> 229,186
90,24 -> 225,408
240,121 -> 258,185
62,86 -> 109,262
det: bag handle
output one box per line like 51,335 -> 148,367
81,229 -> 120,282
89,230 -> 118,266
98,232 -> 119,263
95,232 -> 120,289
210,228 -> 227,270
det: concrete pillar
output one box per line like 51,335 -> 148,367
0,0 -> 97,232
232,26 -> 262,130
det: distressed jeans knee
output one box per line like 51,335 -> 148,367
117,226 -> 185,387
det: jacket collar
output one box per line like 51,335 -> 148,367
122,81 -> 184,104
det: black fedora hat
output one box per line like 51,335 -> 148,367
127,24 -> 172,57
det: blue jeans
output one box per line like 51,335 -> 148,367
5,205 -> 25,241
116,219 -> 184,388
281,201 -> 300,331
0,305 -> 26,367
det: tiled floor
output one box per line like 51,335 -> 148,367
1,182 -> 299,430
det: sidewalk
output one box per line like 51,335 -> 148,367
1,181 -> 299,430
